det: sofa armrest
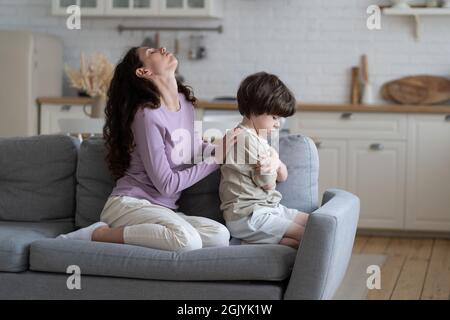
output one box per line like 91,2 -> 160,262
284,189 -> 360,300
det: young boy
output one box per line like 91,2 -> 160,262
219,72 -> 310,249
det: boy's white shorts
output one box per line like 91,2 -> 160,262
226,204 -> 300,244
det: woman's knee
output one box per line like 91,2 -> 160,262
204,222 -> 231,247
172,225 -> 203,252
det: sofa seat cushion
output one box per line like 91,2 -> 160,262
30,239 -> 296,281
0,221 -> 74,272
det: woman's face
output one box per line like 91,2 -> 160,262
136,47 -> 178,79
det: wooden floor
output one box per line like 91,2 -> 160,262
352,235 -> 450,300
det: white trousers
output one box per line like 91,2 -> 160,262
100,196 -> 230,253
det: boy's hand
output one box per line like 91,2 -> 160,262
256,149 -> 281,175
261,183 -> 276,190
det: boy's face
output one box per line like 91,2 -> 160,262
250,114 -> 282,131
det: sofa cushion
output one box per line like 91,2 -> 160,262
75,138 -> 115,228
178,134 -> 320,222
0,221 -> 74,272
30,239 -> 296,281
0,135 -> 79,222
177,170 -> 224,223
276,134 -> 320,212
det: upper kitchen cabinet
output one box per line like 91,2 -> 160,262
105,0 -> 159,16
159,0 -> 223,18
52,0 -> 105,16
51,0 -> 222,17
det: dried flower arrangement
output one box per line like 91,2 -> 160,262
65,52 -> 114,98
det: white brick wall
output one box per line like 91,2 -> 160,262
1,0 -> 449,103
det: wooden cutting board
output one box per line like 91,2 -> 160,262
381,75 -> 450,105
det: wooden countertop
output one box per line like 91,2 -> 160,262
37,97 -> 450,114
296,102 -> 450,114
197,101 -> 450,114
37,97 -> 94,105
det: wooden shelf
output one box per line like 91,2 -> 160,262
382,6 -> 450,40
383,7 -> 450,15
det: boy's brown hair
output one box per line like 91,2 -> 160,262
237,72 -> 296,118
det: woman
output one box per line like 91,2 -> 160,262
58,46 -> 241,252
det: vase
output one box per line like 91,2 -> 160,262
426,0 -> 439,7
362,83 -> 374,105
84,96 -> 106,119
391,0 -> 410,8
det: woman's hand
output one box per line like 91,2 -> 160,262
212,127 -> 242,164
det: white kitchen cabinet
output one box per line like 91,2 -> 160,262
296,112 -> 407,140
199,109 -> 242,141
292,111 -> 450,233
314,139 -> 347,198
104,0 -> 159,16
406,114 -> 450,232
348,140 -> 406,230
52,0 -> 105,16
52,0 -> 222,17
294,112 -> 407,230
40,104 -> 91,135
159,0 -> 223,17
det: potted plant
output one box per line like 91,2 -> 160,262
65,53 -> 114,118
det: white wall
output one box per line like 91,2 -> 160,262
1,0 -> 449,102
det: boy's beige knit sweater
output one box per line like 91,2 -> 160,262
219,124 -> 282,222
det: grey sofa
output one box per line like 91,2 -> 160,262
0,134 -> 360,300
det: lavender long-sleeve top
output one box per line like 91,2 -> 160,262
110,93 -> 219,210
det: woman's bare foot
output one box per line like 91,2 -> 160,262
91,225 -> 125,244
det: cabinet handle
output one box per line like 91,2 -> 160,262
61,105 -> 72,111
445,115 -> 450,122
341,112 -> 353,120
370,143 -> 384,151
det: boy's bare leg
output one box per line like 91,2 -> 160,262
294,211 -> 310,227
279,237 -> 300,249
284,223 -> 306,240
294,211 -> 309,227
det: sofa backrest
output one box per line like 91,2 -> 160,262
276,134 -> 320,212
0,135 -> 79,222
75,138 -> 115,228
75,134 -> 320,228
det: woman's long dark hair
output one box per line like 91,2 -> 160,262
103,47 -> 196,182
